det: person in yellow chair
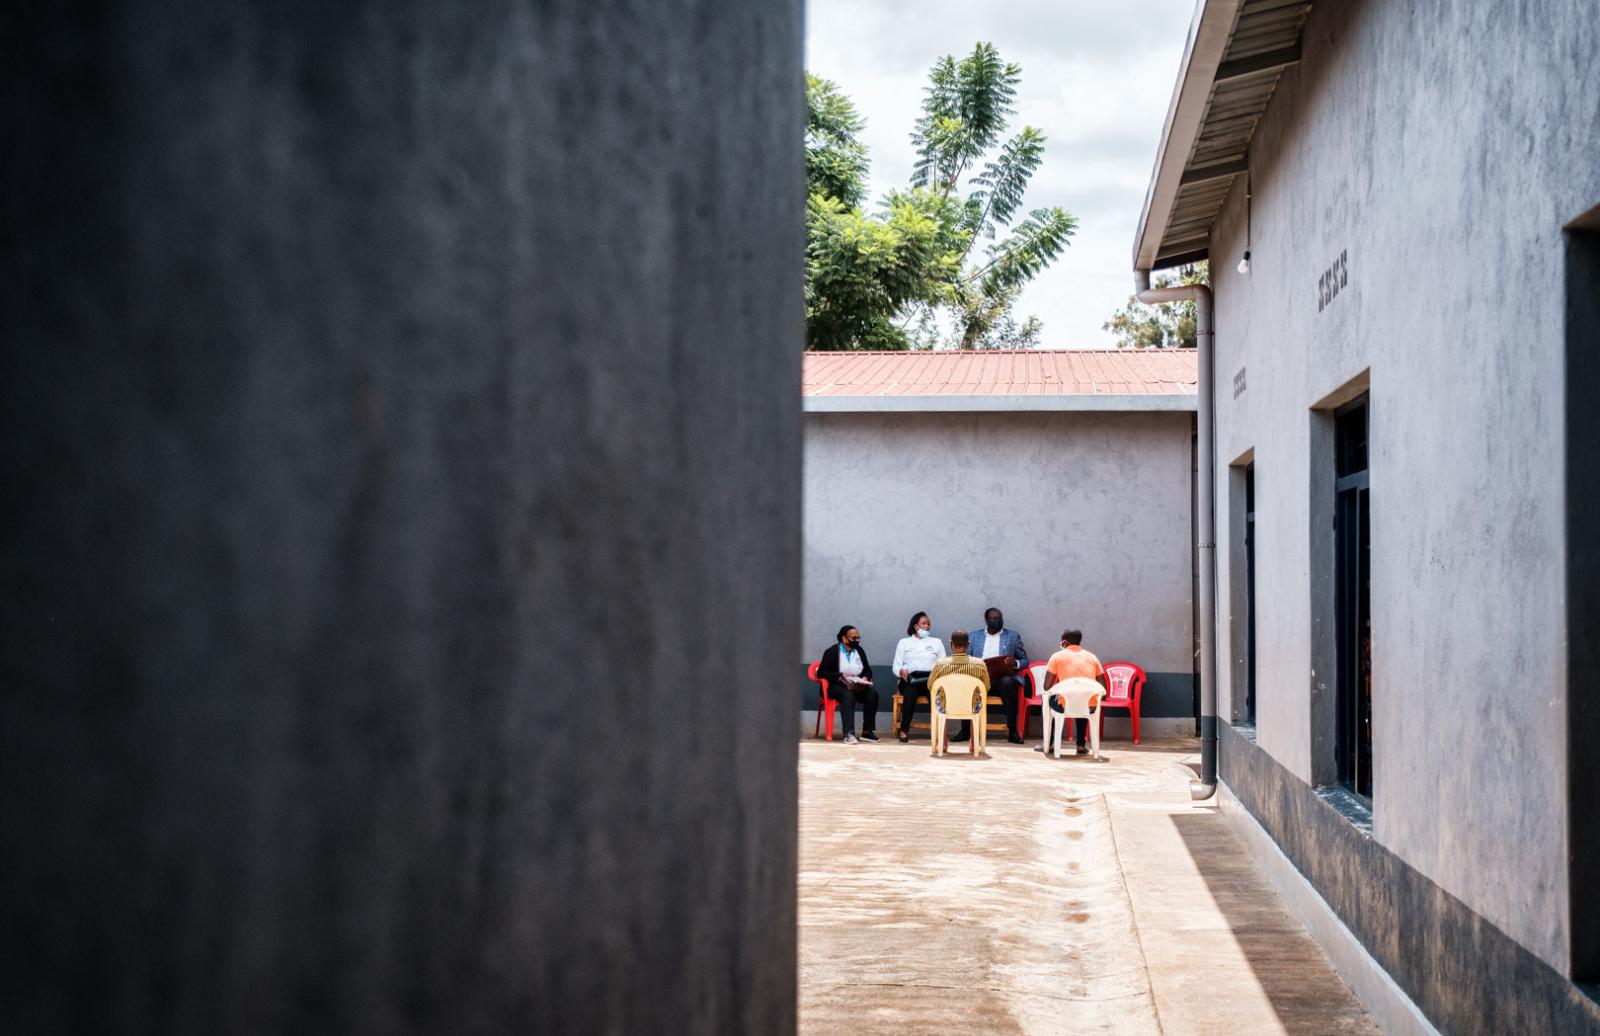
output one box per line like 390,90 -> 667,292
926,628 -> 991,741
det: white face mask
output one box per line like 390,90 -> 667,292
916,627 -> 929,638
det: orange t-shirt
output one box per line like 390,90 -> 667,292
1046,645 -> 1103,685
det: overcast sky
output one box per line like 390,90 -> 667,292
805,0 -> 1197,349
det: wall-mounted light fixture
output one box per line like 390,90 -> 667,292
1237,160 -> 1253,275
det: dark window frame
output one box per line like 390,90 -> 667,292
1333,395 -> 1372,801
1244,463 -> 1257,724
1565,213 -> 1600,982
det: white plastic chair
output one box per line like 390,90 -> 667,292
929,672 -> 987,758
1043,676 -> 1103,760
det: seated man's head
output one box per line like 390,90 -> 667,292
984,607 -> 1004,633
1061,628 -> 1083,647
949,628 -> 970,652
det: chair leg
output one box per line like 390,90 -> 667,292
1131,707 -> 1141,745
825,699 -> 835,741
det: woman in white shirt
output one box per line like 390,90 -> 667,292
892,612 -> 945,743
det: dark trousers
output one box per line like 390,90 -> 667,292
827,679 -> 878,735
1048,694 -> 1096,745
897,671 -> 931,734
960,674 -> 1019,737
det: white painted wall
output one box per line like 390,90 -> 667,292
1204,0 -> 1600,971
803,410 -> 1194,701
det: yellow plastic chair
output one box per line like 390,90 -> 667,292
929,673 -> 988,758
1044,677 -> 1103,760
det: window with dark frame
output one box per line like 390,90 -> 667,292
1245,464 -> 1256,724
1565,210 -> 1600,981
1334,396 -> 1372,799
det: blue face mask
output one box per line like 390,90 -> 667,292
915,628 -> 929,638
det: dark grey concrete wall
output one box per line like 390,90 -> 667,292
0,3 -> 802,1033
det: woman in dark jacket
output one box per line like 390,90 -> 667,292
817,624 -> 879,743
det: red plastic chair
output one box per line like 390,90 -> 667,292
1017,661 -> 1049,742
1096,661 -> 1147,744
808,661 -> 838,740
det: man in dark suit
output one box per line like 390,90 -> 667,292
954,606 -> 1029,744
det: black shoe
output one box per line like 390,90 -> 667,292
897,731 -> 910,743
1007,733 -> 1025,745
1076,743 -> 1089,754
860,730 -> 880,743
950,729 -> 971,743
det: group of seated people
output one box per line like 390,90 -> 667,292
817,606 -> 1108,753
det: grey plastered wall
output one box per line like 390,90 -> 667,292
1204,0 -> 1600,972
0,3 -> 802,1033
802,410 -> 1194,714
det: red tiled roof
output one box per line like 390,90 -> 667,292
802,349 -> 1197,397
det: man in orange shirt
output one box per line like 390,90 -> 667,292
1042,628 -> 1108,755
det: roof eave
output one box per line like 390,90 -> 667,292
803,394 -> 1198,414
1132,0 -> 1245,272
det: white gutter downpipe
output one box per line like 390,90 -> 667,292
1136,269 -> 1217,800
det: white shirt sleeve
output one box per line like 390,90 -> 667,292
839,649 -> 863,678
892,636 -> 911,672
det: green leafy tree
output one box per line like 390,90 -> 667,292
904,43 -> 1077,349
1102,262 -> 1210,348
803,45 -> 1075,351
805,73 -> 869,209
804,75 -> 952,350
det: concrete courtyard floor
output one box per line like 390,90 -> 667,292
798,732 -> 1381,1036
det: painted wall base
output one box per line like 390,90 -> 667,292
1219,784 -> 1442,1036
799,711 -> 1194,741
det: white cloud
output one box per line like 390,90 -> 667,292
806,0 -> 1196,347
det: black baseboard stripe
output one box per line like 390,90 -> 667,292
1220,722 -> 1600,1035
797,664 -> 1195,718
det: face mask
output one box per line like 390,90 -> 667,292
846,639 -> 860,650
986,618 -> 1003,633
915,627 -> 929,638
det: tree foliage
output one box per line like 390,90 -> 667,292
805,74 -> 869,209
1102,263 -> 1210,349
804,45 -> 1076,351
